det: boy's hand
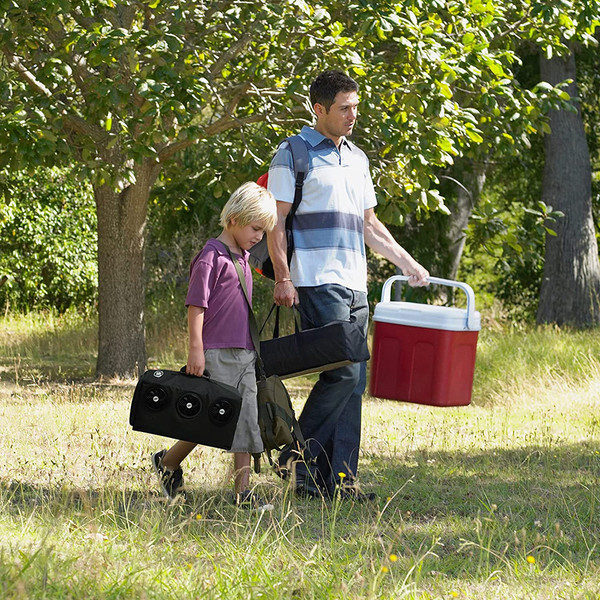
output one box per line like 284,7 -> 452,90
186,348 -> 205,377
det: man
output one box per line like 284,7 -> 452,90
267,70 -> 429,501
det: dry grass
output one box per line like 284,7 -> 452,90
1,312 -> 600,598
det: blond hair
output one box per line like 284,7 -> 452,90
219,182 -> 278,231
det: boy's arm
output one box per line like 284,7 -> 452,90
186,305 -> 206,376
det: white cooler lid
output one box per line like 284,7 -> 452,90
373,301 -> 481,332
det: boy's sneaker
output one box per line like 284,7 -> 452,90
152,450 -> 184,501
234,490 -> 274,512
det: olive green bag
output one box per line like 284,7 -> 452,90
225,244 -> 305,471
256,372 -> 304,462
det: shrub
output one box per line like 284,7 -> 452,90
0,167 -> 97,311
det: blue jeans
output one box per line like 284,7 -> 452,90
284,283 -> 369,492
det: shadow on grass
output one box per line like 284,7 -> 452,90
362,440 -> 600,576
2,440 -> 599,580
0,479 -> 237,524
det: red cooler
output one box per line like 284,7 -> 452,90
370,276 -> 481,407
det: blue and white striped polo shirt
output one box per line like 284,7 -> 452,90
267,126 -> 377,293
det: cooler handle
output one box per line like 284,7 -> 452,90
380,276 -> 477,331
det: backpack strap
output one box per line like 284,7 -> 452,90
286,134 -> 309,214
284,135 -> 310,257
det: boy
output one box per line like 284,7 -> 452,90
152,182 -> 277,509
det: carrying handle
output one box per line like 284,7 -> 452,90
259,304 -> 301,339
179,366 -> 211,379
380,276 -> 477,330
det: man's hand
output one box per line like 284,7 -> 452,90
399,257 -> 430,287
268,201 -> 299,307
274,279 -> 299,307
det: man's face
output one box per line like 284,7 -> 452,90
315,90 -> 359,140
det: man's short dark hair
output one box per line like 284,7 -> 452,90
310,70 -> 359,112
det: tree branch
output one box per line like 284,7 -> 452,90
3,49 -> 54,98
3,48 -> 108,145
209,28 -> 254,78
157,105 -> 309,163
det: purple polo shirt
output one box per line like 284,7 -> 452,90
185,239 -> 254,350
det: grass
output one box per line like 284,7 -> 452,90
1,309 -> 600,598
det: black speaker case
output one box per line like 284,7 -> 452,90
129,369 -> 243,450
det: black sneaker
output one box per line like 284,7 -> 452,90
336,485 -> 376,503
151,450 -> 184,501
294,471 -> 330,499
235,490 -> 274,512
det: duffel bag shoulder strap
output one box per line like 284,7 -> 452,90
223,243 -> 305,469
222,243 -> 262,366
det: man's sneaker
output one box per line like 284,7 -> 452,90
294,471 -> 330,499
235,490 -> 274,512
151,450 -> 184,501
335,483 -> 376,503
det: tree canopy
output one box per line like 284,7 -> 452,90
1,0 -> 598,375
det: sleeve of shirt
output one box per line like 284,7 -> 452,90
267,142 -> 295,204
185,249 -> 217,308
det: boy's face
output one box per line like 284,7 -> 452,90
230,219 -> 267,251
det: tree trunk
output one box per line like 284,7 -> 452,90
444,161 -> 487,281
537,50 -> 600,327
95,163 -> 159,378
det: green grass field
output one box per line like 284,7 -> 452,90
1,311 -> 600,599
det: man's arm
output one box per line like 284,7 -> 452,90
267,200 -> 299,307
364,208 -> 429,286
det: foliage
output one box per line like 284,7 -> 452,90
0,0 -> 348,187
0,0 -> 598,369
343,0 -> 598,223
0,167 -> 97,312
461,40 -> 600,321
146,0 -> 596,316
465,198 -> 563,320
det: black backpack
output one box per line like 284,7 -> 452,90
249,135 -> 309,279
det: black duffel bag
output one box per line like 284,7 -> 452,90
129,368 -> 242,450
259,306 -> 370,380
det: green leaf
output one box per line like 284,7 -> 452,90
465,128 -> 484,143
437,80 -> 453,99
488,62 -> 504,78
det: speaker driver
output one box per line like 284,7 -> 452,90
144,386 -> 169,411
208,399 -> 235,425
176,393 -> 202,418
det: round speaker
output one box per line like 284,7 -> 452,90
208,399 -> 235,425
144,386 -> 169,411
176,393 -> 202,418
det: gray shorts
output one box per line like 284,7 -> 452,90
204,348 -> 263,454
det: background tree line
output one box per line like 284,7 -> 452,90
0,0 -> 598,378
